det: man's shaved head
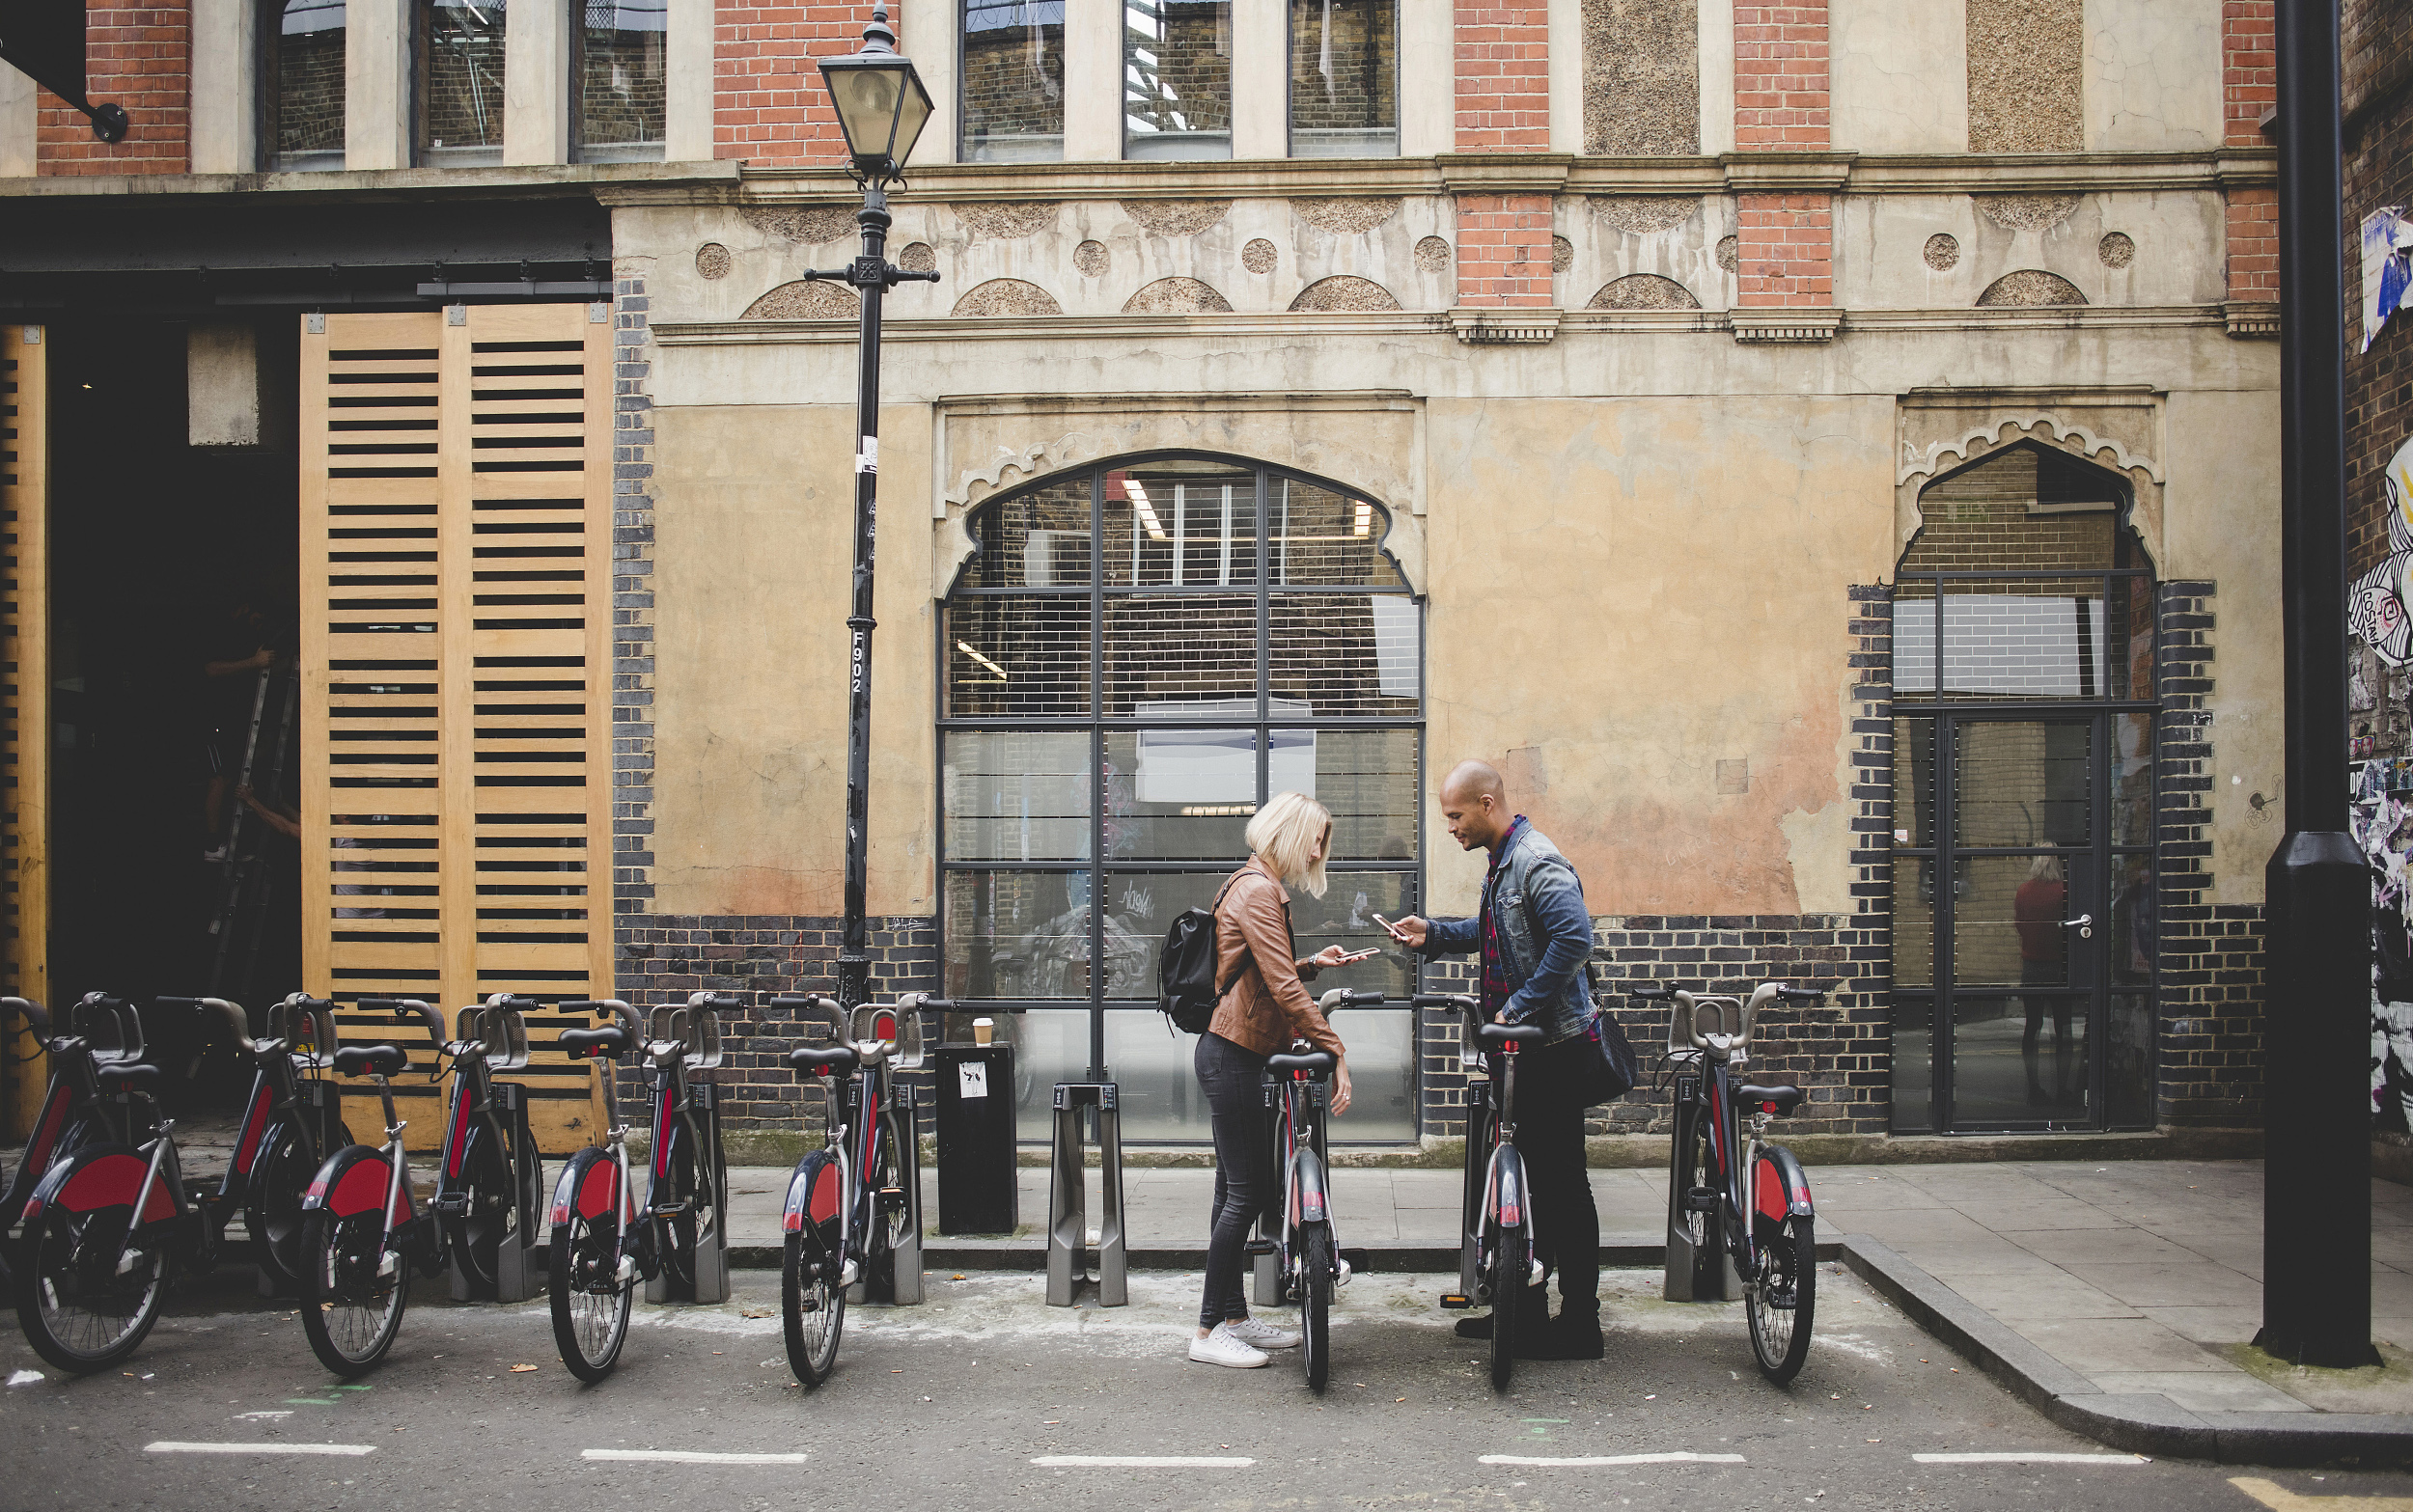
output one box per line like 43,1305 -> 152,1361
1440,760 -> 1505,805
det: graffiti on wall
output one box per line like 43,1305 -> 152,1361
2367,206 -> 2412,355
2351,437 -> 2413,1128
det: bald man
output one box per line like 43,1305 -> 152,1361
1392,760 -> 1602,1361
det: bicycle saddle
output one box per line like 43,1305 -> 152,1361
1477,1023 -> 1545,1045
1736,1083 -> 1807,1114
558,1025 -> 629,1059
789,1044 -> 860,1077
93,1060 -> 163,1090
1266,1050 -> 1335,1076
333,1044 -> 411,1079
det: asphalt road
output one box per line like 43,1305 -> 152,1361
4,1263 -> 2408,1511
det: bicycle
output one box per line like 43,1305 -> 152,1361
545,991 -> 734,1382
295,996 -> 541,1377
1414,991 -> 1545,1390
174,994 -> 349,1296
776,991 -> 938,1388
1253,986 -> 1384,1393
1635,978 -> 1825,1385
10,995 -> 265,1371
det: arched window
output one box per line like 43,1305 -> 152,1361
1889,441 -> 2157,1135
939,455 -> 1422,1141
269,0 -> 347,172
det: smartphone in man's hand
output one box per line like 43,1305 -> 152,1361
1370,913 -> 1408,942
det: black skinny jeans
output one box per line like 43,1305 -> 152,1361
1195,1031 -> 1272,1330
1505,1033 -> 1600,1321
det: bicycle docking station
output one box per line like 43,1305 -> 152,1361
443,1001 -> 540,1306
1045,1081 -> 1125,1307
852,1077 -> 925,1307
646,1001 -> 733,1306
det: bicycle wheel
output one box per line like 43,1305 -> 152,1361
453,1132 -> 527,1293
298,1206 -> 407,1377
14,1200 -> 171,1372
1300,1223 -> 1333,1394
862,1111 -> 911,1297
1747,1212 -> 1816,1385
1488,1225 -> 1526,1391
1680,1114 -> 1718,1264
658,1118 -> 725,1298
782,1227 -> 846,1386
549,1209 -> 632,1383
246,1122 -> 320,1287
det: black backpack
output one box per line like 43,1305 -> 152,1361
1158,872 -> 1247,1034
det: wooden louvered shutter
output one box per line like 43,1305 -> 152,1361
299,305 -> 614,1153
1,327 -> 48,1141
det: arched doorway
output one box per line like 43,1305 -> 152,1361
1890,441 -> 2158,1133
937,454 -> 1423,1141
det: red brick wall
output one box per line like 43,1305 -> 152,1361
35,0 -> 190,176
1732,4 -> 1831,309
1454,0 -> 1548,151
1736,192 -> 1832,306
1733,1 -> 1828,150
1454,193 -> 1554,307
2224,188 -> 2278,303
717,0 -> 915,164
2224,0 -> 2275,146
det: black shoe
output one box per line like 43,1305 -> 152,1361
1455,1313 -> 1493,1339
1516,1314 -> 1605,1361
1454,1283 -> 1549,1339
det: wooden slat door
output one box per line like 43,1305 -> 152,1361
299,305 -> 615,1153
1,326 -> 49,1141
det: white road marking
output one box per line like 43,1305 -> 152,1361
582,1449 -> 810,1465
1481,1452 -> 1746,1467
1913,1452 -> 2149,1465
233,1411 -> 294,1423
145,1442 -> 376,1457
1032,1456 -> 1257,1469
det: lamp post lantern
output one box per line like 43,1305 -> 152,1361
803,2 -> 939,1016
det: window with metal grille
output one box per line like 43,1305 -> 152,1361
939,456 -> 1422,1141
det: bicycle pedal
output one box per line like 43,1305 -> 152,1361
874,1187 -> 907,1214
1243,1239 -> 1277,1256
615,1255 -> 637,1285
1439,1293 -> 1473,1309
1682,1187 -> 1721,1212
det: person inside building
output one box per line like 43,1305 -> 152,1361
1390,760 -> 1603,1361
2015,855 -> 2074,1107
1189,790 -> 1366,1369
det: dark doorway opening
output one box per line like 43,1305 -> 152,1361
46,315 -> 303,1114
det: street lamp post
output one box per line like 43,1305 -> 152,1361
803,3 -> 938,1017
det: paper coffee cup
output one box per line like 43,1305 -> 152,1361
972,1017 -> 994,1045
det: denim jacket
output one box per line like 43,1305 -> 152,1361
1418,816 -> 1595,1044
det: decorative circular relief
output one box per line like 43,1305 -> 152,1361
1412,236 -> 1451,272
1073,240 -> 1110,277
1243,238 -> 1279,274
695,243 -> 731,280
1925,233 -> 1960,271
2098,232 -> 2135,269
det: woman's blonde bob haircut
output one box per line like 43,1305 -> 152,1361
1247,791 -> 1332,898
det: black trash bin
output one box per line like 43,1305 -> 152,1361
934,1041 -> 1019,1235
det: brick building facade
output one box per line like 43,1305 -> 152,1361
2,0 -> 2291,1158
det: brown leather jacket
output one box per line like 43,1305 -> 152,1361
1206,855 -> 1346,1061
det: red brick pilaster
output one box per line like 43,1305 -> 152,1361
1455,0 -> 1549,152
2222,2 -> 2278,309
717,0 -> 912,165
1455,193 -> 1555,307
1732,3 -> 1830,310
35,2 -> 189,176
1736,192 -> 1833,307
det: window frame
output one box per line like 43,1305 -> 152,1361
935,452 -> 1426,1140
570,0 -> 670,164
1284,0 -> 1399,159
263,0 -> 350,172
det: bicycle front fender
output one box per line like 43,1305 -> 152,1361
302,1144 -> 402,1222
780,1150 -> 843,1237
549,1146 -> 624,1231
24,1143 -> 176,1229
1752,1144 -> 1814,1225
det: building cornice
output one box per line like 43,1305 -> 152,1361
0,160 -> 740,203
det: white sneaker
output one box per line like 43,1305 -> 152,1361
1224,1315 -> 1301,1350
1187,1323 -> 1270,1368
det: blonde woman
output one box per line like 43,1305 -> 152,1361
1188,791 -> 1370,1368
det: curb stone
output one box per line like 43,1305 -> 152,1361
1840,1234 -> 2413,1468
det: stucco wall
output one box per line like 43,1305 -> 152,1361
1830,0 -> 1967,154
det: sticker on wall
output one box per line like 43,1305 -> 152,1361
2347,436 -> 2413,666
2366,206 -> 2411,353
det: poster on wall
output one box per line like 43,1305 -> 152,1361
2352,435 -> 2413,1129
2367,206 -> 2412,354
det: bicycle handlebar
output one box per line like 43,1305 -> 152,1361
1316,989 -> 1389,1011
358,998 -> 449,1064
155,995 -> 259,1056
2,998 -> 49,1032
561,998 -> 648,1046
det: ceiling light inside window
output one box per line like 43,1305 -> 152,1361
1179,804 -> 1257,817
957,641 -> 1010,680
1351,500 -> 1372,537
1128,479 -> 1167,540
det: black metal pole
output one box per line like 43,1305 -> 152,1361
2258,0 -> 2377,1369
836,184 -> 890,1016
